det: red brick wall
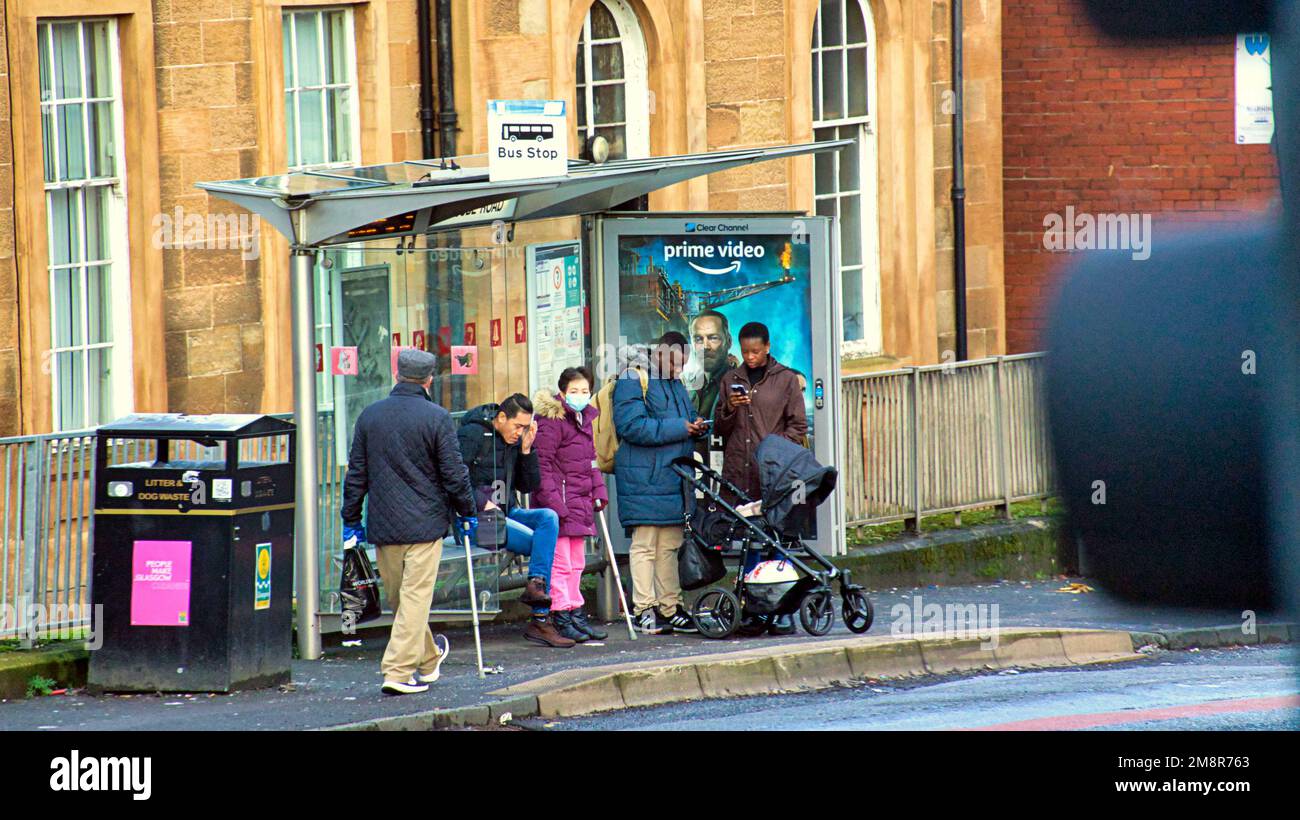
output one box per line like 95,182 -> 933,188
1002,0 -> 1279,352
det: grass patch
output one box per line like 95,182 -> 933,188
25,674 -> 57,698
847,498 -> 1063,547
0,634 -> 90,653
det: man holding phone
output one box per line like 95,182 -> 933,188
715,322 -> 808,635
613,331 -> 710,635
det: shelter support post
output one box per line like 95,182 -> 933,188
597,558 -> 616,623
291,247 -> 322,661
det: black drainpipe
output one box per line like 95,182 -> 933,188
951,0 -> 968,361
416,0 -> 437,158
433,0 -> 459,158
426,0 -> 464,407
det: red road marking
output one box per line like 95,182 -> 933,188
966,695 -> 1300,731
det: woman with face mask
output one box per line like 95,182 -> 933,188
531,366 -> 611,642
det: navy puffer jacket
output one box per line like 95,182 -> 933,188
341,382 -> 476,545
612,371 -> 696,528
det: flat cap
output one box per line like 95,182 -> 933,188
397,348 -> 437,380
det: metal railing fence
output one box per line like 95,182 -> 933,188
840,353 -> 1054,529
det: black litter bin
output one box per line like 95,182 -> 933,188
88,414 -> 295,693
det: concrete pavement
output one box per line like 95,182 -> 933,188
0,578 -> 1293,731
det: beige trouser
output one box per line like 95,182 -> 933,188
629,524 -> 683,616
376,540 -> 444,684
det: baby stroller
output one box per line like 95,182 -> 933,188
671,435 -> 874,639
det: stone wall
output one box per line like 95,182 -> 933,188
0,8 -> 16,436
155,0 -> 263,413
933,0 -> 1005,361
703,0 -> 790,211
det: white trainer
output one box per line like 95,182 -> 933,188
381,677 -> 429,695
418,634 -> 451,683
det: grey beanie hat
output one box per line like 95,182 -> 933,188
397,348 -> 437,381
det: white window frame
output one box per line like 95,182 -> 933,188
812,0 -> 882,356
576,0 -> 650,160
39,17 -> 133,431
283,6 -> 362,171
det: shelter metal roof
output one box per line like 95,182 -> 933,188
196,141 -> 850,247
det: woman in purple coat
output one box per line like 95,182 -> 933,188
532,366 -> 610,642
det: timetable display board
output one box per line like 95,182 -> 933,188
526,241 -> 586,394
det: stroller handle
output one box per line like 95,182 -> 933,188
670,456 -> 754,505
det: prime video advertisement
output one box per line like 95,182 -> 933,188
615,220 -> 816,438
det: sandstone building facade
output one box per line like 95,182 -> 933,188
0,0 -> 1005,435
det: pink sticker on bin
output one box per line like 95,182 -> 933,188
130,540 -> 192,627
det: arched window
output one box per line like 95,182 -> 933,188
813,0 -> 881,354
575,0 -> 650,160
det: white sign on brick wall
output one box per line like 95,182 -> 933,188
1236,34 -> 1274,145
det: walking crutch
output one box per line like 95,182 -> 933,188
596,508 -> 637,641
459,520 -> 487,678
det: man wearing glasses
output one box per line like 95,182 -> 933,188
458,393 -> 573,647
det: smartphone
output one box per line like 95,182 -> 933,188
729,383 -> 749,395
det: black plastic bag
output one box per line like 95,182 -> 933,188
678,532 -> 726,591
340,545 -> 382,627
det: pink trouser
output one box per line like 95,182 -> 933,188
549,536 -> 587,612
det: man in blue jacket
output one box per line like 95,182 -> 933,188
341,349 -> 476,695
614,331 -> 709,634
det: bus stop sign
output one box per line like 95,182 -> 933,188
488,100 -> 568,182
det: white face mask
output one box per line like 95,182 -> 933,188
565,394 -> 591,412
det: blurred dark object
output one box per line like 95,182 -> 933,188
1046,227 -> 1278,607
1048,0 -> 1300,612
1082,0 -> 1271,37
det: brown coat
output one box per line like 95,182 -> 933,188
713,358 -> 808,500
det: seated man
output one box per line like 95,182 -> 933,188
458,393 -> 573,648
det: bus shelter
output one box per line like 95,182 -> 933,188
198,141 -> 846,660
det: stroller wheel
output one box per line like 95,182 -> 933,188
841,587 -> 874,634
798,590 -> 835,636
691,589 -> 741,639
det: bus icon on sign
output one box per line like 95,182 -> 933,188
503,123 -> 554,142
